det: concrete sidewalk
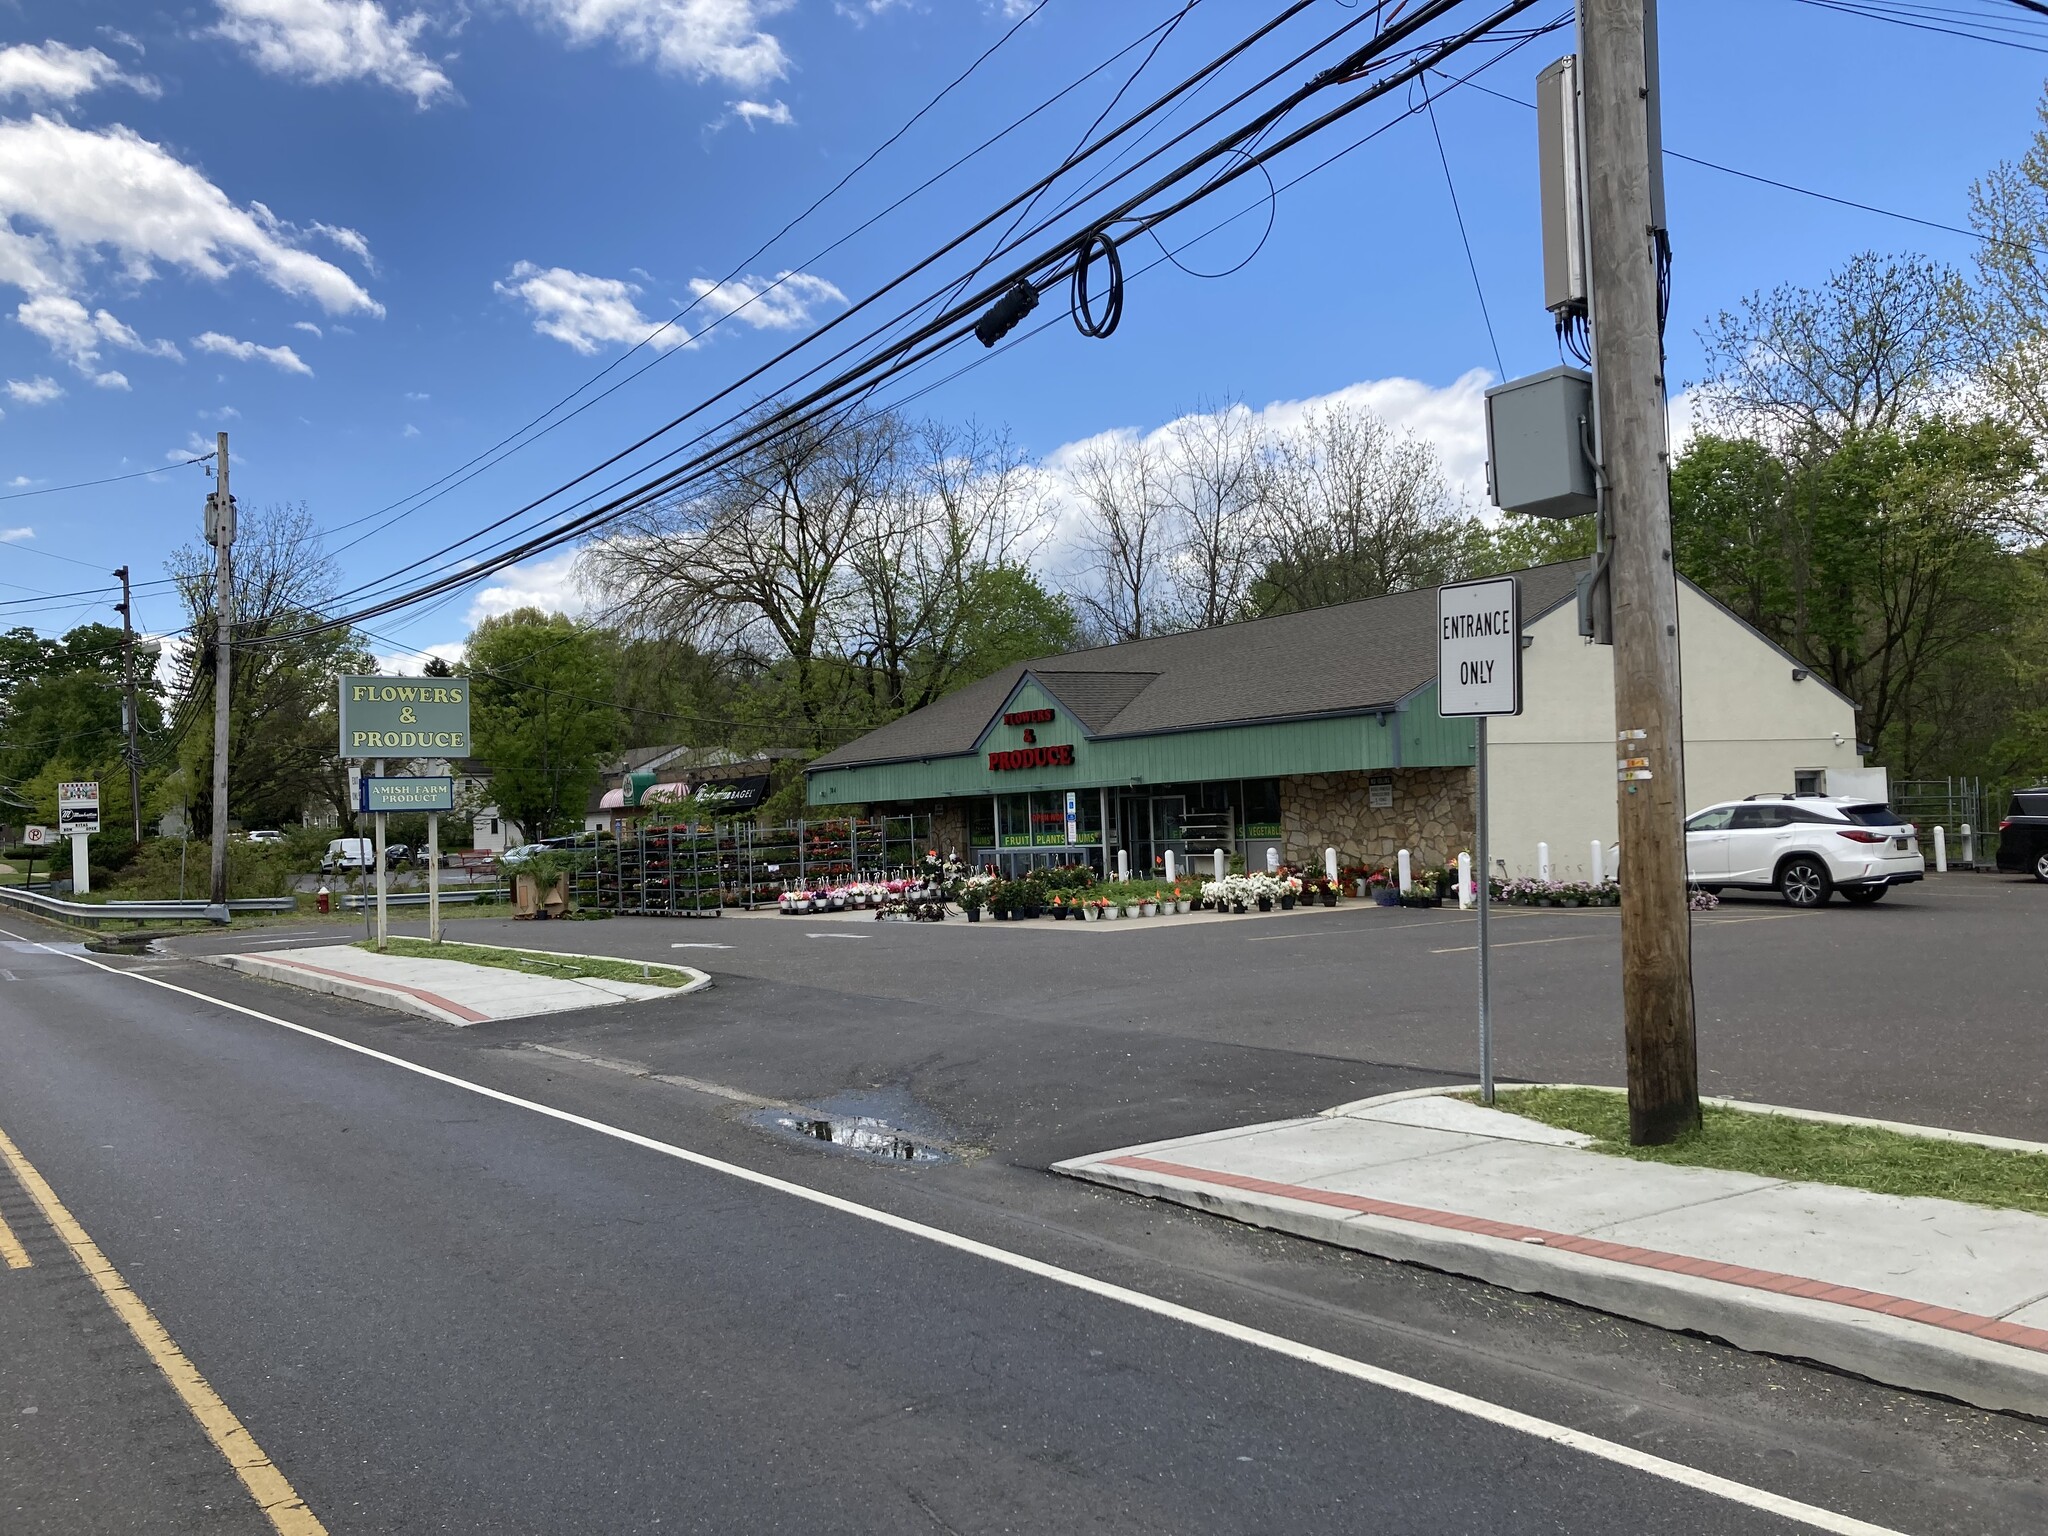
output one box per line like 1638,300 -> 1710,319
200,943 -> 710,1025
1055,1089 -> 2048,1417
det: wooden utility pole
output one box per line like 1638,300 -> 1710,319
1579,0 -> 1698,1144
206,431 -> 234,908
113,565 -> 143,844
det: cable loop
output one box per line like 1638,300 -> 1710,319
1070,228 -> 1125,340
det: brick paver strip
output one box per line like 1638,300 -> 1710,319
1103,1153 -> 2048,1356
257,955 -> 492,1024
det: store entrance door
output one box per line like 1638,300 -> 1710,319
1116,793 -> 1188,878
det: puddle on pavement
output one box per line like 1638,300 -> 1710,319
84,935 -> 164,957
748,1087 -> 958,1164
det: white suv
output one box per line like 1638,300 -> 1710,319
1684,796 -> 1924,907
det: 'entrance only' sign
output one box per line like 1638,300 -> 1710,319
1436,576 -> 1522,718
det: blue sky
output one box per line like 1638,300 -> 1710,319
3,0 -> 2046,668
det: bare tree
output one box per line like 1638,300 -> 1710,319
582,406 -> 903,743
1067,433 -> 1169,642
1253,402 -> 1467,613
1695,252 -> 1971,453
1157,401 -> 1265,631
844,418 -> 1045,711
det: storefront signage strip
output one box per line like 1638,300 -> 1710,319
988,744 -> 1075,771
1002,708 -> 1055,726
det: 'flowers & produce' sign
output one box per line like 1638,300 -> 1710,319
338,676 -> 472,757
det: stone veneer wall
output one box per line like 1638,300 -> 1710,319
925,802 -> 971,863
1279,767 -> 1476,869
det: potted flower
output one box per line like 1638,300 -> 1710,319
959,883 -> 985,923
1369,870 -> 1399,907
1320,876 -> 1339,908
1171,885 -> 1188,915
1051,894 -> 1068,920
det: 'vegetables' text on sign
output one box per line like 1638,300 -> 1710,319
56,781 -> 100,835
1436,577 -> 1522,718
338,677 -> 472,758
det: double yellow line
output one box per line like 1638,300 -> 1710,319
0,1120 -> 326,1535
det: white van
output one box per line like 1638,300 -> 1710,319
320,837 -> 375,873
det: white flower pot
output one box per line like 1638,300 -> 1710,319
1124,904 -> 1143,919
1176,900 -> 1190,915
1140,902 -> 1157,917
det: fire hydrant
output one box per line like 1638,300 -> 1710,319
316,885 -> 331,913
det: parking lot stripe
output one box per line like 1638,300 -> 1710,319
0,1116 -> 326,1532
0,921 -> 1915,1536
1430,934 -> 1599,954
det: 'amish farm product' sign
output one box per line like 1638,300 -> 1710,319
339,677 -> 472,757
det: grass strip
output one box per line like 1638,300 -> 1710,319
356,936 -> 694,989
1473,1086 -> 2048,1217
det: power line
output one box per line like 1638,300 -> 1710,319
257,0 -> 1548,648
313,0 -> 1068,557
0,457 -> 206,505
1791,0 -> 2048,51
1419,70 -> 1506,378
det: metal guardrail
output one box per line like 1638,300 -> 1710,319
338,887 -> 507,910
0,884 -> 294,928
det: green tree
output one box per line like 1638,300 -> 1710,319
0,623 -> 147,787
942,565 -> 1080,690
1459,513 -> 1595,577
465,609 -> 619,839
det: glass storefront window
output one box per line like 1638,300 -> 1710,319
967,798 -> 995,849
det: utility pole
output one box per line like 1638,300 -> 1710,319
205,431 -> 235,909
1579,0 -> 1698,1144
113,565 -> 143,844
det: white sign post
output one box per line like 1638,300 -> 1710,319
56,781 -> 100,896
1437,577 -> 1522,1103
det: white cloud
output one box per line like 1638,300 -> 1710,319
402,422 -> 420,437
0,42 -> 158,104
373,641 -> 467,675
291,320 -> 322,336
521,0 -> 792,88
723,97 -> 792,128
495,261 -> 690,354
6,478 -> 37,489
1,526 -> 33,542
192,329 -> 314,375
5,375 -> 63,404
15,295 -> 180,385
686,269 -> 845,331
202,404 -> 241,420
465,549 -> 588,626
0,116 -> 382,320
97,29 -> 145,57
404,390 -> 428,400
213,0 -> 454,108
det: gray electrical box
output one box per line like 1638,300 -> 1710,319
1484,366 -> 1596,520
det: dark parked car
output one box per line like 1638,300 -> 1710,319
1996,787 -> 2048,883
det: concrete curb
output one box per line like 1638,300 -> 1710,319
199,953 -> 479,1025
198,948 -> 712,1026
1057,1152 -> 2048,1417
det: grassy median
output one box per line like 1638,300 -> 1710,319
1475,1086 -> 2048,1217
356,936 -> 696,988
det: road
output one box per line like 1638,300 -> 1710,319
2,883 -> 2043,1532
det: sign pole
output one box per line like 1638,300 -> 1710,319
373,758 -> 388,952
1477,715 -> 1493,1102
428,812 -> 441,943
70,833 -> 89,896
1437,577 -> 1521,1106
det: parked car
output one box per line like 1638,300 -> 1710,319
1684,795 -> 1923,906
319,837 -> 375,874
1995,786 -> 2048,883
243,829 -> 287,845
500,836 -> 575,867
384,843 -> 412,870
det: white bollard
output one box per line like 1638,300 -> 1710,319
1960,824 -> 1974,868
1397,848 -> 1412,893
1325,846 -> 1339,883
1117,849 -> 1130,882
1213,847 -> 1226,881
1457,851 -> 1473,910
1590,839 -> 1605,885
1163,849 -> 1176,883
1266,846 -> 1280,874
1933,826 -> 1947,873
1538,841 -> 1551,882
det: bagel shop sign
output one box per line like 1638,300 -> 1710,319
338,676 -> 472,757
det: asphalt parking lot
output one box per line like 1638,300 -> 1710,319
178,870 -> 2047,1152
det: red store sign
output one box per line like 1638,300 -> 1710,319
988,744 -> 1075,771
1002,708 -> 1055,726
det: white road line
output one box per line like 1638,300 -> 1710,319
669,943 -> 733,950
1430,934 -> 1599,955
0,921 -> 1909,1536
804,932 -> 869,940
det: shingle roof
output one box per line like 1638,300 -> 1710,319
810,563 -> 1586,770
